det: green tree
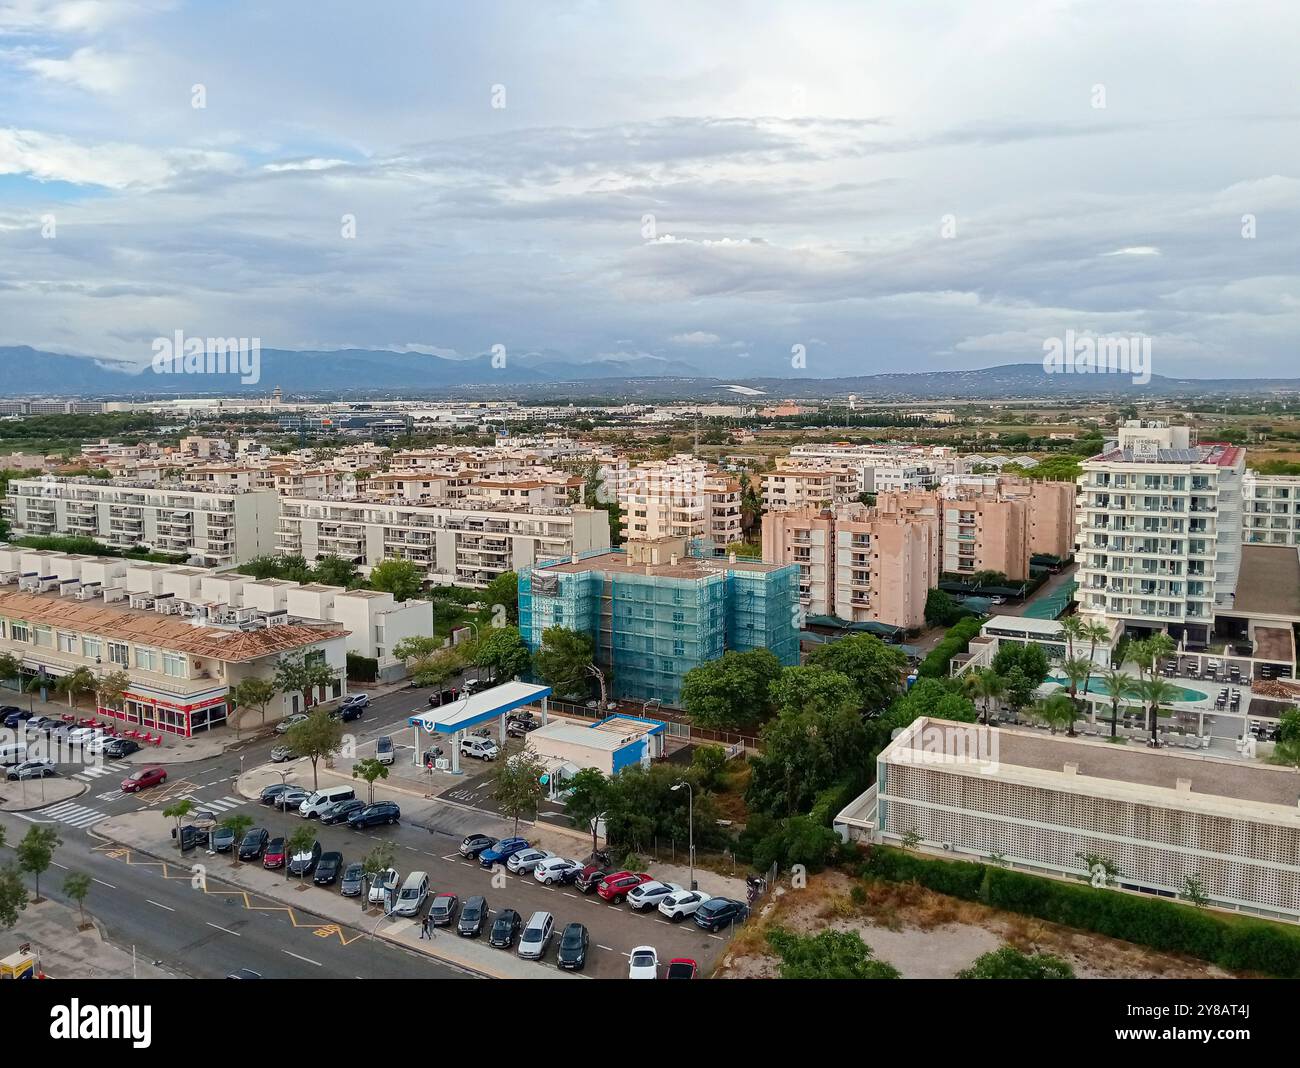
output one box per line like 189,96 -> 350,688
770,666 -> 860,717
1078,620 -> 1112,695
747,699 -> 869,818
963,668 -> 1006,726
54,666 -> 98,708
1059,656 -> 1094,733
765,927 -> 901,979
1035,693 -> 1077,735
991,641 -> 1050,687
286,824 -> 318,881
563,767 -> 610,856
1056,614 -> 1085,661
285,708 -> 345,790
94,669 -> 131,715
805,634 -> 907,711
532,626 -> 595,700
957,946 -> 1075,979
483,571 -> 519,625
1099,667 -> 1138,739
0,652 -> 21,687
1001,666 -> 1036,718
492,750 -> 548,835
472,626 -> 532,683
361,843 -> 396,910
352,757 -> 390,803
0,863 -> 27,929
1132,676 -> 1181,748
312,554 -> 359,588
924,588 -> 964,627
162,798 -> 196,852
368,558 -> 424,601
63,871 -> 92,927
393,635 -> 443,662
16,825 -> 60,902
222,814 -> 254,864
231,677 -> 279,732
886,677 -> 978,727
691,743 -> 728,789
680,649 -> 783,730
274,651 -> 337,713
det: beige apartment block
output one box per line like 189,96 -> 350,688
1242,473 -> 1300,547
763,463 -> 862,511
620,455 -> 744,548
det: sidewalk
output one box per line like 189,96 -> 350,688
10,896 -> 177,979
0,776 -> 85,811
92,809 -> 580,979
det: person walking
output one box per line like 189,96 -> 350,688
420,911 -> 431,939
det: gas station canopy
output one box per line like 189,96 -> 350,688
407,680 -> 552,735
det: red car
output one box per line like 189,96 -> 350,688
665,958 -> 698,979
263,837 -> 287,870
121,766 -> 167,793
597,871 -> 652,903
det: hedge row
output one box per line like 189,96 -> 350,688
919,616 -> 984,678
346,652 -> 378,682
862,846 -> 1300,977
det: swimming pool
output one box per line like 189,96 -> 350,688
1048,675 -> 1209,703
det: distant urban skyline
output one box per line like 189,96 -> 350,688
1,1 -> 1297,381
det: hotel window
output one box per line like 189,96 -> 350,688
135,647 -> 157,671
82,637 -> 102,660
108,641 -> 129,667
57,632 -> 77,654
162,652 -> 187,678
10,622 -> 28,643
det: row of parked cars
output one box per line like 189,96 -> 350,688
257,783 -> 401,828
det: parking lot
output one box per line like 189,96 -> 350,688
227,792 -> 739,978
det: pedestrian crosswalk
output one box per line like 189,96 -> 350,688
71,761 -> 130,782
40,800 -> 109,829
182,794 -> 245,813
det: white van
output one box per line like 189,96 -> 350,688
392,871 -> 429,917
298,784 -> 356,819
0,741 -> 27,766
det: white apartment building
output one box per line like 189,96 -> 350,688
1074,422 -> 1245,647
763,463 -> 862,511
4,477 -> 279,566
620,455 -> 744,549
1242,473 -> 1300,547
277,495 -> 610,587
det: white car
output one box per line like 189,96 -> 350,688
275,714 -> 308,735
534,857 -> 581,885
82,733 -> 113,755
626,880 -> 683,911
67,727 -> 103,748
658,888 -> 712,921
507,847 -> 555,875
628,945 -> 659,979
7,759 -> 57,781
367,867 -> 400,905
460,737 -> 499,761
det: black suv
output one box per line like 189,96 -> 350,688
488,908 -> 521,948
556,922 -> 589,971
458,895 -> 488,937
237,827 -> 269,861
695,897 -> 750,932
347,801 -> 400,829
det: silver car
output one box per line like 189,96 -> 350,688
270,744 -> 296,763
6,759 -> 56,781
506,847 -> 555,875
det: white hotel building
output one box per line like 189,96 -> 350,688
1242,473 -> 1300,547
1074,422 -> 1245,648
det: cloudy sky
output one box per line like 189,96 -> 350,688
1,0 -> 1297,380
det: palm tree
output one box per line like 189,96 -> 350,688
54,667 -> 98,709
1099,667 -> 1138,740
1060,656 -> 1093,735
1132,676 -> 1181,748
162,799 -> 195,851
1036,694 -> 1077,736
1079,620 -> 1112,695
1057,614 -> 1085,662
964,669 -> 1006,726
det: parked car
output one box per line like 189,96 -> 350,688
658,889 -> 712,921
339,862 -> 366,897
210,825 -> 237,853
458,832 -> 495,858
460,677 -> 484,696
263,837 -> 288,870
393,872 -> 430,917
597,871 -> 652,903
506,847 -> 555,875
478,836 -> 530,869
665,958 -> 698,979
274,787 -> 310,812
627,880 -> 683,912
458,895 -> 488,937
269,744 -> 296,763
1,706 -> 29,729
427,893 -> 459,927
314,851 -> 344,886
556,922 -> 589,971
319,798 -> 365,825
238,827 -> 269,860
102,737 -> 141,759
259,784 -> 290,806
574,865 -> 607,895
348,801 -> 400,829
82,733 -> 115,755
505,712 -> 540,738
67,727 -> 103,747
517,910 -> 554,960
121,765 -> 167,793
628,945 -> 659,979
274,714 -> 307,735
488,907 -> 522,948
375,735 -> 395,766
694,897 -> 749,932
459,736 -> 499,761
367,867 -> 400,906
6,759 -> 56,781
334,693 -> 370,721
534,857 -> 582,886
288,840 -> 321,876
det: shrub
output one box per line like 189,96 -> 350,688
346,653 -> 378,683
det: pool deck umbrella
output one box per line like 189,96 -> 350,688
407,680 -> 552,774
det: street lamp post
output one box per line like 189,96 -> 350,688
671,781 -> 695,891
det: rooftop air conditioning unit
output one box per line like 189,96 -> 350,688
102,587 -> 127,604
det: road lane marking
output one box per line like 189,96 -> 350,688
207,922 -> 241,936
597,944 -> 615,951
283,950 -> 322,967
92,878 -> 116,889
146,899 -> 175,911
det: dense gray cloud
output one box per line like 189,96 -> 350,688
0,0 -> 1296,380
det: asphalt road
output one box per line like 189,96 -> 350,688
5,680 -> 738,979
